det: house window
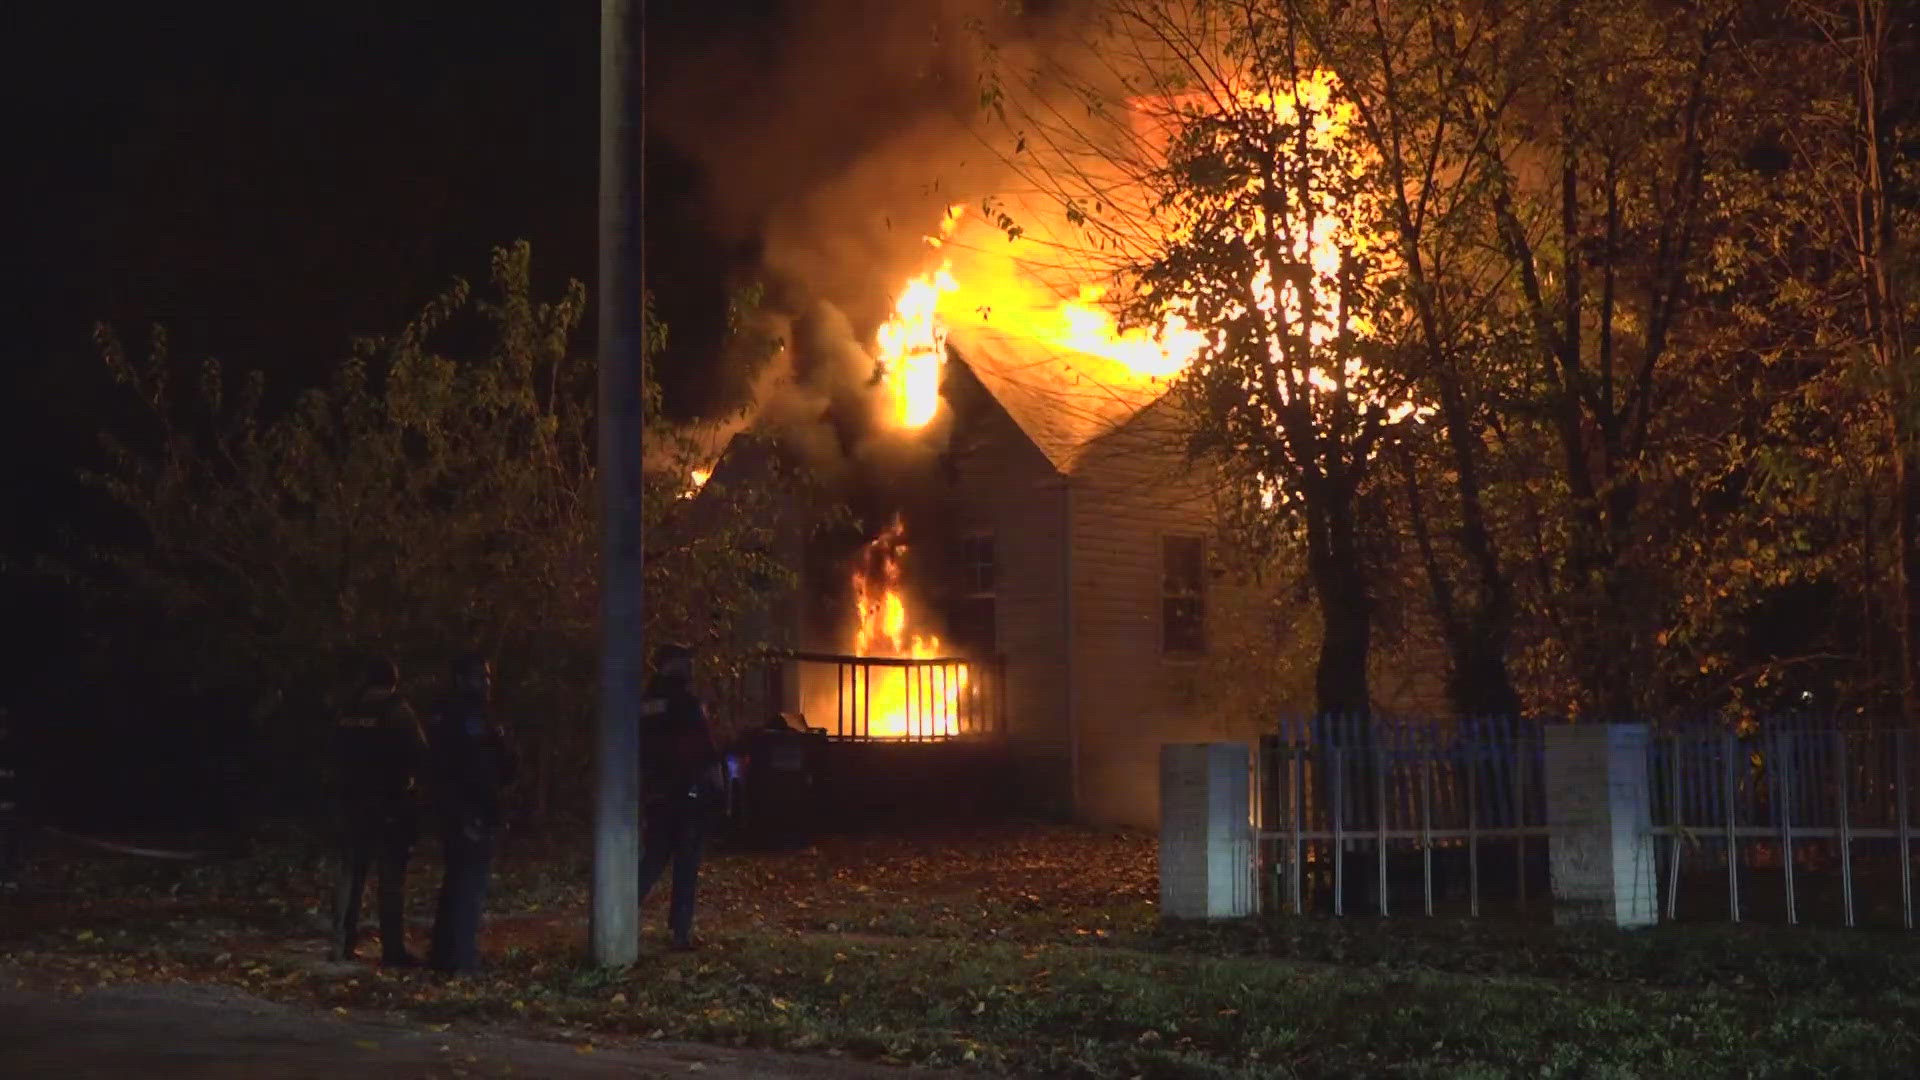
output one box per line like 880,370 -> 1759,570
1163,535 -> 1206,655
963,533 -> 996,595
953,533 -> 996,654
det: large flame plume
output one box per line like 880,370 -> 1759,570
845,72 -> 1419,738
847,516 -> 966,738
864,72 -> 1386,426
873,266 -> 958,429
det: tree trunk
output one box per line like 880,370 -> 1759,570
1855,0 -> 1920,724
1894,449 -> 1920,724
1309,496 -> 1373,719
1307,487 -> 1377,913
1399,415 -> 1521,722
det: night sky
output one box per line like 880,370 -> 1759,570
7,2 -> 802,535
6,0 -> 1019,549
5,0 -> 1028,754
3,3 -> 796,721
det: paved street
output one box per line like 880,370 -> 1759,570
0,981 -> 960,1079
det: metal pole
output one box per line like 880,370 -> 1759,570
1838,731 -> 1855,928
1666,737 -> 1683,922
1900,729 -> 1912,930
1375,733 -> 1389,917
1290,746 -> 1303,915
1421,747 -> 1434,917
974,661 -> 983,735
1332,745 -> 1345,918
590,0 -> 645,969
973,661 -> 982,735
1778,731 -> 1798,926
1724,733 -> 1741,923
963,662 -> 973,734
1467,752 -> 1480,918
1516,727 -> 1529,911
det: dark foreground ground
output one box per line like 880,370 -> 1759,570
5,824 -> 1920,1077
0,980 -> 962,1079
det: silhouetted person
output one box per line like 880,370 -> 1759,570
0,710 -> 23,892
328,657 -> 426,964
637,643 -> 722,951
427,653 -> 514,975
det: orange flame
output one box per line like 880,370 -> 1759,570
848,516 -> 966,738
676,467 -> 712,501
879,73 -> 1386,391
873,265 -> 957,430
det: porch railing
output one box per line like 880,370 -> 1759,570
757,649 -> 1007,741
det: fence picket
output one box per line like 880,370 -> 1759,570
1254,717 -> 1920,929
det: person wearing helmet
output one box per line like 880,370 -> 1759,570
426,652 -> 515,976
637,642 -> 721,951
328,655 -> 426,964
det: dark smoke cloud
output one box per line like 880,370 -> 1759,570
655,0 -> 1088,486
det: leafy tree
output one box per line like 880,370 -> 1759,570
978,0 -> 1810,727
86,243 -> 822,819
1467,0 -> 1744,718
1144,68 -> 1413,719
1751,0 -> 1920,722
1604,0 -> 1920,727
1285,0 -> 1535,721
981,0 -> 1421,719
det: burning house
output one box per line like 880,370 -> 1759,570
661,16 -> 1444,829
696,203 -> 1269,826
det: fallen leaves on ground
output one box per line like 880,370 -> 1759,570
8,824 -> 1920,1077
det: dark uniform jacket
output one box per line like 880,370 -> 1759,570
0,727 -> 19,820
428,696 -> 516,832
331,691 -> 423,812
639,676 -> 719,806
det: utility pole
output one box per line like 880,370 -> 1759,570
591,0 -> 644,968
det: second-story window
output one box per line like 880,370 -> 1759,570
954,532 -> 996,654
1163,535 -> 1206,655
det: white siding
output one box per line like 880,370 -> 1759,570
1067,399 -> 1254,826
942,368 -> 1073,812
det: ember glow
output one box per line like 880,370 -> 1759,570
679,467 -> 711,500
847,516 -> 966,738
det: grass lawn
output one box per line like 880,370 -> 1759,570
5,824 -> 1919,1077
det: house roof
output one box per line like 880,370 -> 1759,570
671,431 -> 810,552
945,325 -> 1177,475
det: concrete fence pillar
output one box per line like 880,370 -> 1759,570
1544,723 -> 1658,928
1159,743 -> 1254,919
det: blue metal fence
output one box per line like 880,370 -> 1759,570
1257,716 -> 1920,927
1648,725 -> 1918,928
1256,715 -> 1549,917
